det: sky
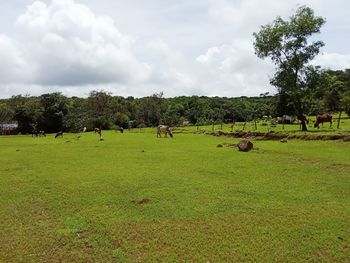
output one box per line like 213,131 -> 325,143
0,0 -> 349,98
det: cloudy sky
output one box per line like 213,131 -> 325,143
0,0 -> 349,98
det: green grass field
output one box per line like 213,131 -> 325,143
176,115 -> 350,135
0,131 -> 349,262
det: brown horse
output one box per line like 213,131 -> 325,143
314,114 -> 332,128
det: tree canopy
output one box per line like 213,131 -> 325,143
253,6 -> 326,130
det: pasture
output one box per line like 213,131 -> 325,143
0,131 -> 349,262
178,115 -> 350,135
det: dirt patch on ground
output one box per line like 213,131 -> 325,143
133,198 -> 150,205
76,230 -> 89,240
211,131 -> 350,141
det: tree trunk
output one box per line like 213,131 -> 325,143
299,116 -> 308,131
243,118 -> 247,130
254,118 -> 257,130
337,111 -> 342,129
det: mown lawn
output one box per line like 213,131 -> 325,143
0,132 -> 349,262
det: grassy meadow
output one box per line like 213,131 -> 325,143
176,114 -> 350,135
0,130 -> 349,262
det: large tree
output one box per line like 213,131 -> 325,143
253,6 -> 325,131
0,103 -> 14,124
40,93 -> 68,132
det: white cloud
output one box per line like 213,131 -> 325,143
196,42 -> 276,96
0,34 -> 34,84
0,0 -> 349,98
314,52 -> 350,70
1,0 -> 151,88
207,0 -> 297,30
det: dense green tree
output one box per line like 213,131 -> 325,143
87,90 -> 114,129
10,96 -> 44,133
64,97 -> 89,132
0,103 -> 14,124
113,112 -> 129,128
254,6 -> 325,130
40,93 -> 68,132
136,92 -> 167,126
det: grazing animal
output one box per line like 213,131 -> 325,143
314,114 -> 332,128
94,127 -> 102,138
55,131 -> 63,138
32,130 -> 38,137
118,127 -> 124,133
94,127 -> 101,133
262,115 -> 272,121
32,130 -> 45,137
277,115 -> 297,124
157,125 -> 173,138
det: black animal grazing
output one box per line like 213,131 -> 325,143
32,130 -> 38,137
39,130 -> 46,137
314,114 -> 332,128
32,130 -> 46,137
55,131 -> 63,138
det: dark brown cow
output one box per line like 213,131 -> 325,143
314,114 -> 332,128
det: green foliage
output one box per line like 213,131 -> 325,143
254,6 -> 325,130
342,94 -> 350,116
0,103 -> 14,123
64,97 -> 88,133
2,68 -> 350,134
113,112 -> 129,128
10,95 -> 44,133
40,93 -> 68,132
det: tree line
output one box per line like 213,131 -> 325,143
0,68 -> 349,134
1,6 -> 350,134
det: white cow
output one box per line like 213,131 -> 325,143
157,125 -> 173,138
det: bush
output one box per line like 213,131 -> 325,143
91,117 -> 113,130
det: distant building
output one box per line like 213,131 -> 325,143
0,123 -> 18,135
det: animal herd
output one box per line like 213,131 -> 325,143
30,125 -> 173,139
29,114 -> 334,139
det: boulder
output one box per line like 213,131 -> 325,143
237,140 -> 253,152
